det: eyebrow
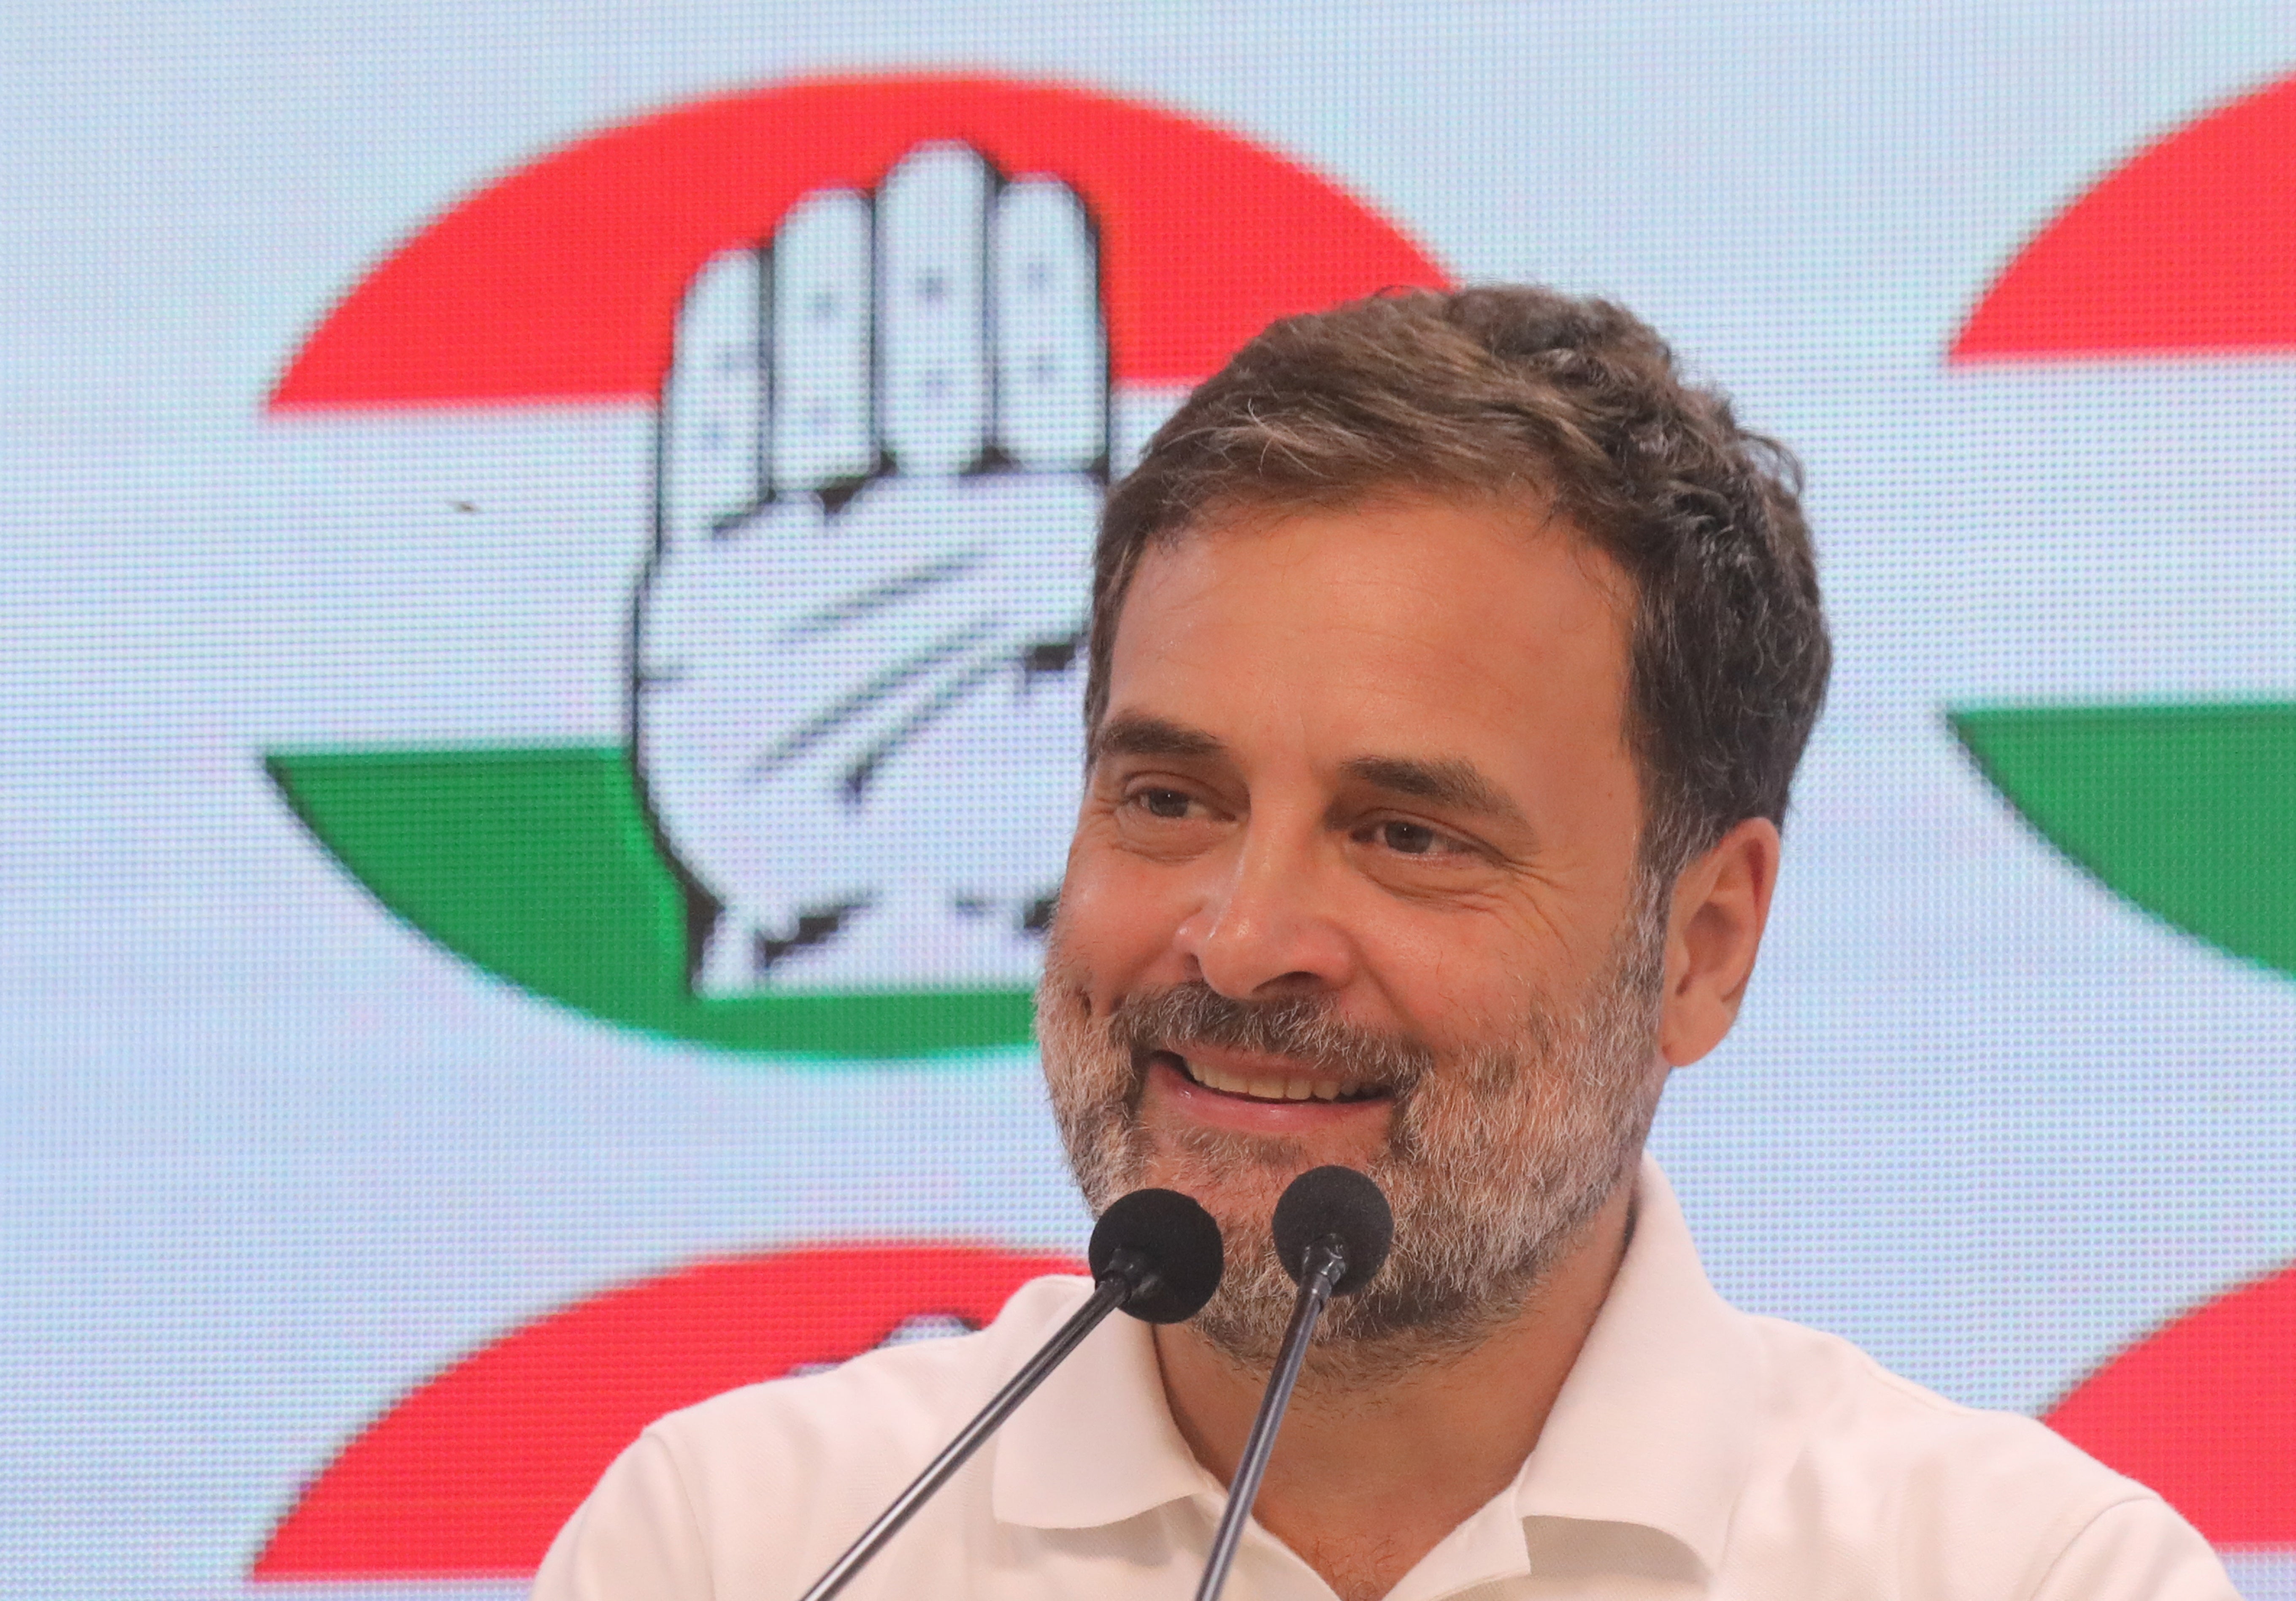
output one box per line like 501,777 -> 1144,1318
1095,715 -> 1527,826
1089,712 -> 1230,767
1340,754 -> 1530,827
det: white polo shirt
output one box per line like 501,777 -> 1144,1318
532,1159 -> 2236,1600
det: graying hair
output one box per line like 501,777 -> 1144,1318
1087,285 -> 1831,878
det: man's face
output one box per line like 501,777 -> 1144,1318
1038,494 -> 1672,1365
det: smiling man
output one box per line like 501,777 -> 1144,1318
534,288 -> 2236,1601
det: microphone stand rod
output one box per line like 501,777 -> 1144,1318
797,1255 -> 1155,1601
1193,1238 -> 1347,1601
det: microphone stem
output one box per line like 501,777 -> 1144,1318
798,1258 -> 1150,1601
1193,1238 -> 1346,1601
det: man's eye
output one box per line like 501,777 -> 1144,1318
1378,821 -> 1442,855
1136,788 -> 1193,819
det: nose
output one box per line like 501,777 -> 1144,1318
1174,820 -> 1356,1000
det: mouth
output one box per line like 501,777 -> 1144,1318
1148,1048 -> 1392,1105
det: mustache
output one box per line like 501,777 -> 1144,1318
1104,981 -> 1437,1090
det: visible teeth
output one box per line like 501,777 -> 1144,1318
1174,1054 -> 1384,1103
1184,1059 -> 1252,1096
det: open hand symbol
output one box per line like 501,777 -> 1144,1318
634,143 -> 1107,995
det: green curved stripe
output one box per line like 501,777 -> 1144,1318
1951,704 -> 2296,981
264,746 -> 1035,1061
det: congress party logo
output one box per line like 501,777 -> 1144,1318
249,1244 -> 1082,1581
1950,68 -> 2296,991
1950,70 -> 2296,1562
2042,1262 -> 2296,1560
264,76 -> 1445,1059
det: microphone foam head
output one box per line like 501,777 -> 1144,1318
1088,1187 -> 1225,1324
1271,1165 -> 1393,1296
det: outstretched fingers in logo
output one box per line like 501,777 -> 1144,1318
634,142 -> 1109,998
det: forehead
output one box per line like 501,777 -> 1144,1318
1103,494 -> 1636,779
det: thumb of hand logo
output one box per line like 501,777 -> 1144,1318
634,142 -> 1106,997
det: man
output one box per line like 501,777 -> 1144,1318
534,287 -> 2236,1599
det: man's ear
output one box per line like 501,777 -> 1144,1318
1656,817 -> 1782,1068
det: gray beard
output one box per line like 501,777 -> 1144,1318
1035,885 -> 1670,1379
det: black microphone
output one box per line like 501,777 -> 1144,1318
796,1187 -> 1223,1601
1193,1166 -> 1393,1601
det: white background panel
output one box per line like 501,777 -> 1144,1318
4,4 -> 2295,1596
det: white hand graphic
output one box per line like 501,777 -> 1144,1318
633,144 -> 1106,996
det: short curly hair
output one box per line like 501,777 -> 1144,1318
1087,285 -> 1831,876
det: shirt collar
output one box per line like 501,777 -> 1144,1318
992,1154 -> 1764,1578
1507,1155 -> 1764,1579
992,1273 -> 1217,1528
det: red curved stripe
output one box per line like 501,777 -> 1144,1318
1955,71 -> 2296,359
270,75 -> 1446,409
2043,1258 -> 2296,1543
252,1244 -> 1082,1579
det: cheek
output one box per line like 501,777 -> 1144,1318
1053,830 -> 1200,1001
1342,901 -> 1547,1047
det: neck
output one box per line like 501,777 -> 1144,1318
1153,1179 -> 1637,1601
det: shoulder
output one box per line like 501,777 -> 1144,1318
649,1272 -> 1094,1510
1736,1314 -> 2234,1598
532,1273 -> 1096,1601
1745,1309 -> 2114,1490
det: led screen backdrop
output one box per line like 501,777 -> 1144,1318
3,5 -> 2293,1596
